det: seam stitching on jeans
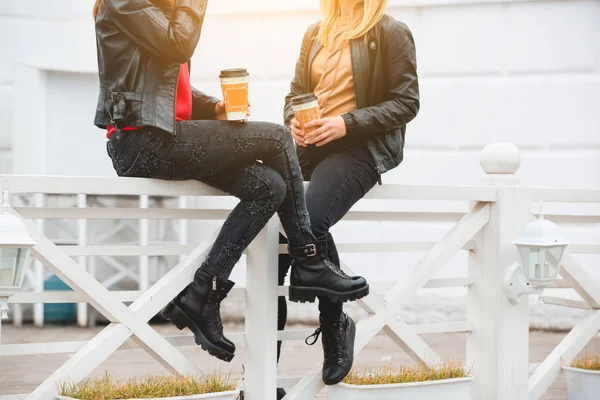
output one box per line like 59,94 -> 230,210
321,151 -> 362,230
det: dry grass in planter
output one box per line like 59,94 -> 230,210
59,372 -> 237,399
343,362 -> 468,385
570,355 -> 600,371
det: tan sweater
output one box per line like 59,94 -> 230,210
311,17 -> 357,118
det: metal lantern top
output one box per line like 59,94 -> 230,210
0,193 -> 36,248
511,215 -> 570,248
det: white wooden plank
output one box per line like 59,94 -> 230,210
0,175 -> 496,201
244,217 -> 279,400
15,207 -> 466,223
560,253 -> 600,308
29,225 -> 199,376
9,277 -> 473,305
364,184 -> 496,202
15,207 -> 231,220
541,296 -> 591,310
467,185 -> 532,400
529,311 -> 600,400
569,245 -> 600,254
25,228 -> 220,400
410,322 -> 474,334
76,193 -> 88,327
58,241 -> 477,257
342,262 -> 442,366
531,188 -> 600,203
0,175 -> 226,197
335,241 -> 476,253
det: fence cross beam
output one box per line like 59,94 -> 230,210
25,222 -> 221,400
286,202 -> 490,399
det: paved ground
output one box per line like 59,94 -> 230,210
2,323 -> 600,399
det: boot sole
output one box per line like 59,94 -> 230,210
161,301 -> 235,362
288,285 -> 369,304
323,318 -> 356,386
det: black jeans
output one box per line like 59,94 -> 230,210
106,120 -> 316,279
276,141 -> 379,360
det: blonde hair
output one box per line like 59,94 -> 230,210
318,0 -> 387,46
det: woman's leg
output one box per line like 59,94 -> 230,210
130,121 -> 368,302
302,146 -> 379,385
163,162 -> 287,362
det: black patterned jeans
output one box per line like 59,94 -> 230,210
106,120 -> 315,279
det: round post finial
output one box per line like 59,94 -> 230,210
480,143 -> 521,175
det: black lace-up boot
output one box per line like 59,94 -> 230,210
306,312 -> 356,385
288,237 -> 369,303
161,269 -> 235,362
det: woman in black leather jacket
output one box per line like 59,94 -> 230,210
277,0 -> 419,386
92,0 -> 369,367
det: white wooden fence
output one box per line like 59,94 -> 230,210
1,143 -> 599,400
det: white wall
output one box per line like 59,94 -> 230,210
0,0 -> 598,328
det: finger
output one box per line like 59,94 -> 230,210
306,129 -> 330,145
291,119 -> 302,128
315,135 -> 337,147
293,134 -> 306,147
291,127 -> 305,137
305,125 -> 329,142
304,118 -> 327,129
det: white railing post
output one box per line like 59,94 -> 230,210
244,216 -> 279,400
468,143 -> 531,400
139,195 -> 150,291
33,193 -> 45,327
76,194 -> 88,327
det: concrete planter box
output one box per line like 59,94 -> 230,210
564,366 -> 600,400
328,377 -> 472,400
57,391 -> 240,400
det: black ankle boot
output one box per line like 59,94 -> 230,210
161,269 -> 235,362
201,278 -> 236,354
288,238 -> 369,303
306,312 -> 356,386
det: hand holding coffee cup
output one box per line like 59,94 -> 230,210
290,118 -> 306,147
219,68 -> 250,121
215,100 -> 252,122
291,94 -> 321,147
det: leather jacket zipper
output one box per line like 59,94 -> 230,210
173,64 -> 180,126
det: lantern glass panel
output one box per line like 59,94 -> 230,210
0,248 -> 28,287
520,246 -> 564,281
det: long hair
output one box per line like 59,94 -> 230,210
318,0 -> 387,46
93,0 -> 174,19
93,0 -> 102,19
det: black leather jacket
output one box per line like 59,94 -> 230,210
284,15 -> 420,174
94,0 -> 219,134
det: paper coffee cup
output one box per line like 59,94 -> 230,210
220,68 -> 250,121
291,94 -> 320,135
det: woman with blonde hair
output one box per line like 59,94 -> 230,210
92,0 -> 369,371
278,0 -> 419,385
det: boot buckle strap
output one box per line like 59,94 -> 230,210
304,244 -> 317,257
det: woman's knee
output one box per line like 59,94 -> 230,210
252,165 -> 286,206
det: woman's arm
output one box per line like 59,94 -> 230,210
283,23 -> 320,126
191,87 -> 220,120
342,21 -> 420,136
104,0 -> 207,64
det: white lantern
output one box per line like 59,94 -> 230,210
504,214 -> 569,304
512,217 -> 569,287
0,192 -> 36,319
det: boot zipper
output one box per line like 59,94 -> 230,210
212,276 -> 217,291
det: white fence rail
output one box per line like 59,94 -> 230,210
1,143 -> 599,400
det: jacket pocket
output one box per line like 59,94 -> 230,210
121,147 -> 176,180
105,91 -> 143,126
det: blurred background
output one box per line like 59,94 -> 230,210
0,0 -> 598,329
